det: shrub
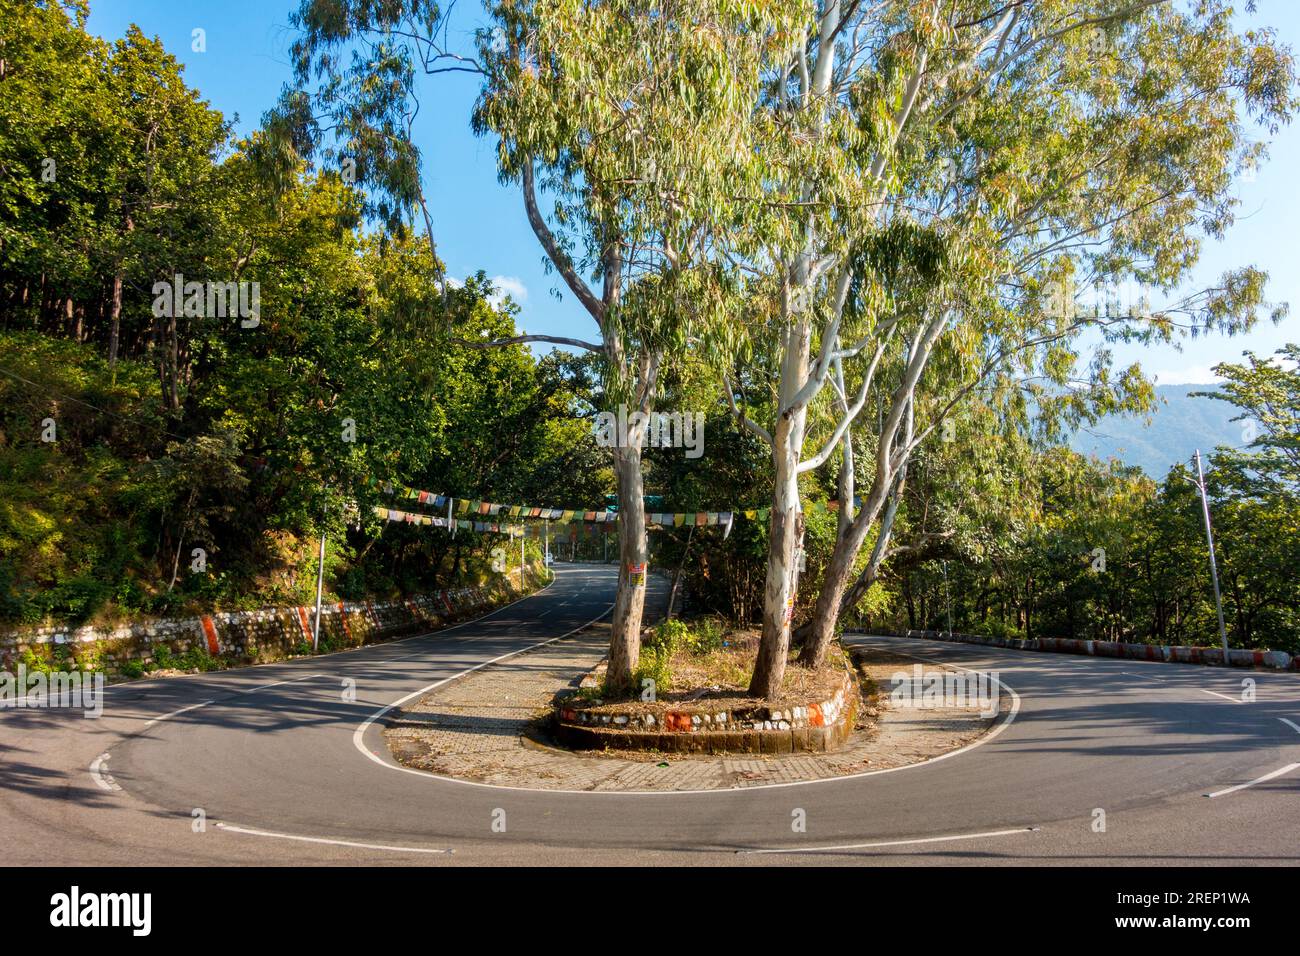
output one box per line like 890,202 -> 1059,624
982,619 -> 1025,642
118,659 -> 146,679
646,618 -> 689,655
686,617 -> 725,656
632,645 -> 672,696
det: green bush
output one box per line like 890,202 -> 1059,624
118,659 -> 146,679
632,645 -> 672,696
647,616 -> 728,658
646,618 -> 689,654
685,617 -> 725,655
981,619 -> 1026,642
149,643 -> 219,672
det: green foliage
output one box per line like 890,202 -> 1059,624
646,618 -> 690,655
632,646 -> 672,696
0,9 -> 612,627
882,438 -> 1300,654
151,644 -> 222,673
687,617 -> 725,655
647,616 -> 726,658
117,659 -> 146,679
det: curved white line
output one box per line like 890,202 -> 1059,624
88,577 -> 570,798
89,753 -> 121,792
214,822 -> 452,854
352,602 -> 617,771
738,826 -> 1039,855
352,630 -> 1022,796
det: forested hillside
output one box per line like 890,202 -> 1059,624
1069,384 -> 1242,477
0,1 -> 608,627
2,0 -> 1297,662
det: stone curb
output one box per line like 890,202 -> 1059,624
0,579 -> 534,673
865,629 -> 1297,672
552,666 -> 859,754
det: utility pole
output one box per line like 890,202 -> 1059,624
1192,450 -> 1230,657
942,560 -> 952,636
312,528 -> 326,652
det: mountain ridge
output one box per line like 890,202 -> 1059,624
1067,384 -> 1244,477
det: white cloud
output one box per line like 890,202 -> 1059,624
486,275 -> 528,308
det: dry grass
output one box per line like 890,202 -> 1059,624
575,624 -> 849,715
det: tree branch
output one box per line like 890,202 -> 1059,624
450,333 -> 603,353
521,161 -> 606,323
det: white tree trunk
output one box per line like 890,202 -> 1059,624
750,312 -> 810,699
607,443 -> 648,695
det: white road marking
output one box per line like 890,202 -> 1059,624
1204,762 -> 1300,798
141,667 -> 420,726
89,587 -> 565,797
1279,718 -> 1300,735
214,822 -> 451,854
352,603 -> 617,776
351,629 -> 1022,796
143,700 -> 214,727
738,826 -> 1039,855
91,577 -> 556,696
1118,671 -> 1166,682
230,673 -> 330,696
139,673 -> 331,727
89,753 -> 121,792
1199,688 -> 1244,704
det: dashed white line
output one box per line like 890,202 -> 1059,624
143,700 -> 214,727
214,822 -> 452,854
230,673 -> 330,697
1205,762 -> 1300,798
738,826 -> 1039,855
1199,688 -> 1244,704
142,673 -> 333,727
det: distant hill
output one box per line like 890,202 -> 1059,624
1068,385 -> 1244,477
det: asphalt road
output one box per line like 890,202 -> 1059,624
2,563 -> 1298,866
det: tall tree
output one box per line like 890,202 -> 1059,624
719,0 -> 1294,696
276,0 -> 799,693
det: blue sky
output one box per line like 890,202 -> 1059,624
88,0 -> 1300,384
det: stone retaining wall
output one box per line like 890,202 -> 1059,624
870,628 -> 1297,672
0,572 -> 541,675
552,668 -> 858,754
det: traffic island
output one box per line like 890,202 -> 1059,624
383,622 -> 1004,791
551,642 -> 858,754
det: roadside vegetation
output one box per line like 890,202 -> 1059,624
2,0 -> 1297,704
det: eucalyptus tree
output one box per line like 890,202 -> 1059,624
721,0 -> 1294,696
276,0 -> 798,693
472,0 -> 805,692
